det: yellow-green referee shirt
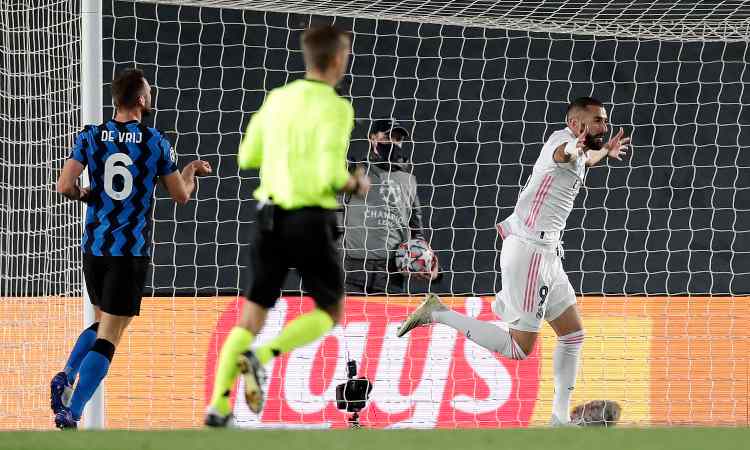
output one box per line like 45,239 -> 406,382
237,79 -> 354,210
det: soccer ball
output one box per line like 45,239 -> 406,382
395,239 -> 435,273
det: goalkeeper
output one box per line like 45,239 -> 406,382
205,25 -> 369,427
342,119 -> 440,295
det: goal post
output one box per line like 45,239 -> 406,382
80,0 -> 105,430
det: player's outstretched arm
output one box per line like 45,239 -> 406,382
161,160 -> 212,204
56,159 -> 90,202
586,127 -> 630,167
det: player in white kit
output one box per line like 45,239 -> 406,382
397,97 -> 630,425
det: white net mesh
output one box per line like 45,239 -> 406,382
102,0 -> 748,428
131,0 -> 750,41
108,1 -> 750,298
0,0 -> 83,429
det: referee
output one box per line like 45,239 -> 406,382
206,26 -> 369,427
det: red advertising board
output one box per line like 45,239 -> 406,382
205,296 -> 540,428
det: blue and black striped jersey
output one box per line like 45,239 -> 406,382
69,119 -> 178,256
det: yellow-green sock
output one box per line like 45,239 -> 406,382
255,309 -> 334,365
210,327 -> 254,415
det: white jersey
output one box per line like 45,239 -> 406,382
494,127 -> 583,332
511,127 -> 587,234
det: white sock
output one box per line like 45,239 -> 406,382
432,309 -> 526,359
552,330 -> 584,422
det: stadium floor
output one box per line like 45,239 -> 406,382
1,428 -> 749,450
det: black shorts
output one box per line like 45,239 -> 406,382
247,207 -> 344,309
83,253 -> 150,317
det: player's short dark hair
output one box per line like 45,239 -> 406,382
301,26 -> 351,72
567,97 -> 604,118
112,68 -> 147,108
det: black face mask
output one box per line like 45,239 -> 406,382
373,142 -> 406,164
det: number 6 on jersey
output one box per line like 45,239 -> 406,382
104,153 -> 134,200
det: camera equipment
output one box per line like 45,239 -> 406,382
335,359 -> 373,428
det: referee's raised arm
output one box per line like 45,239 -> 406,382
206,25 -> 368,426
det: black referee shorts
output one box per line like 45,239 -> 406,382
83,253 -> 150,317
247,207 -> 344,309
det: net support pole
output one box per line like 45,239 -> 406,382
80,0 -> 104,430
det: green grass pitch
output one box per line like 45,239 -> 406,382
1,428 -> 749,450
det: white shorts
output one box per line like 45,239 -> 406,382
492,234 -> 576,332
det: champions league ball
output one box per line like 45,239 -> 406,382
395,239 -> 435,273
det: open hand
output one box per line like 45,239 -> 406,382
574,124 -> 590,155
605,128 -> 630,161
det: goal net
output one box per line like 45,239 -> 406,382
0,0 -> 84,429
2,0 -> 748,429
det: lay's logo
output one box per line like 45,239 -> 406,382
205,296 -> 540,428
